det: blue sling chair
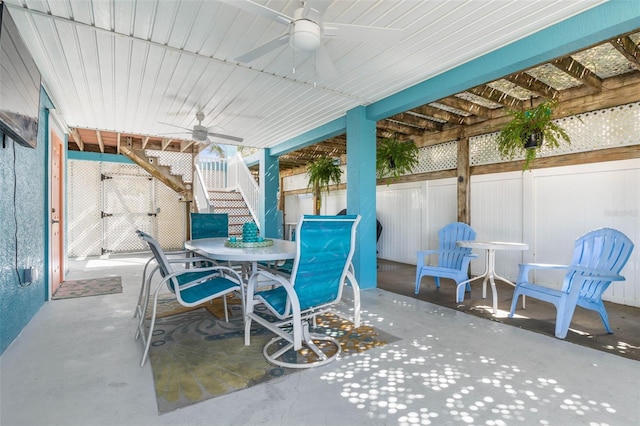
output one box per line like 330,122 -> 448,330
134,213 -> 232,320
134,230 -> 243,367
415,222 -> 478,302
509,228 -> 634,339
244,214 -> 361,369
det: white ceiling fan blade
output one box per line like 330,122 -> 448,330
236,33 -> 290,63
314,45 -> 336,80
158,122 -> 192,132
218,0 -> 292,26
158,132 -> 190,136
207,132 -> 244,143
323,22 -> 405,44
302,0 -> 330,22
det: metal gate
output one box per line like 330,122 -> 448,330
101,174 -> 156,254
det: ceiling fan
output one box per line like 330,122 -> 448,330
160,112 -> 244,144
220,0 -> 405,80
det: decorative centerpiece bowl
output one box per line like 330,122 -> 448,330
224,222 -> 273,247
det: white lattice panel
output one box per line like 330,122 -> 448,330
68,160 -> 102,257
146,149 -> 193,182
414,141 -> 458,173
68,159 -> 186,256
471,101 -> 640,166
155,181 -> 185,251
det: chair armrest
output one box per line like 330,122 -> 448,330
166,250 -> 192,256
570,266 -> 626,282
517,263 -> 569,284
416,250 -> 438,257
153,265 -> 243,298
416,250 -> 439,268
167,256 -> 220,266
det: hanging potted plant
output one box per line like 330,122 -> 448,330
496,99 -> 571,170
306,157 -> 343,214
376,137 -> 419,184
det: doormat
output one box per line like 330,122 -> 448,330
147,306 -> 400,414
52,276 -> 122,299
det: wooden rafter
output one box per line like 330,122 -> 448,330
467,85 -> 524,109
96,130 -> 104,153
610,36 -> 640,70
412,104 -> 467,125
390,112 -> 443,132
436,96 -> 492,118
69,128 -> 84,150
378,119 -> 427,137
552,57 -> 602,90
505,73 -> 560,100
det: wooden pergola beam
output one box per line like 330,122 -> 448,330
552,57 -> 602,90
436,96 -> 493,118
505,72 -> 560,100
610,36 -> 640,71
467,85 -> 524,109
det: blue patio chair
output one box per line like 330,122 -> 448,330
134,230 -> 243,367
190,212 -> 229,239
415,222 -> 478,302
268,226 -> 362,328
243,214 -> 361,369
509,228 -> 634,339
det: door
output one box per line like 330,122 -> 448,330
102,174 -> 155,253
50,128 -> 64,296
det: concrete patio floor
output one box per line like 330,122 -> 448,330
1,253 -> 638,425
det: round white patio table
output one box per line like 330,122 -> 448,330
456,241 -> 529,315
185,237 -> 296,277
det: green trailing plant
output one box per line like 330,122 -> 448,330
376,137 -> 419,184
306,156 -> 343,214
496,99 -> 571,170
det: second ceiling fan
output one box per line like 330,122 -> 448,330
161,112 -> 244,144
221,0 -> 404,80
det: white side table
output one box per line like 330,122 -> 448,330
456,241 -> 529,315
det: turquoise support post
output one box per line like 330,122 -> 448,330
259,148 -> 282,239
346,106 -> 377,289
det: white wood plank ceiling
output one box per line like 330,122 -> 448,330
6,0 -> 606,149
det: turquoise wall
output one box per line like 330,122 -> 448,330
0,87 -> 53,354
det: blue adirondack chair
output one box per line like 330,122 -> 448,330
509,228 -> 634,339
415,222 -> 478,302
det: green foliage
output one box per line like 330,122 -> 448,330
306,157 -> 343,194
376,138 -> 419,184
496,99 -> 571,170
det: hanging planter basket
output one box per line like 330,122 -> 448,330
496,99 -> 571,170
523,131 -> 544,150
376,138 -> 419,184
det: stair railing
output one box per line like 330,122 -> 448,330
195,152 -> 260,230
193,162 -> 213,213
227,153 -> 260,228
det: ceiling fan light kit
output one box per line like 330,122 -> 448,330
290,18 -> 322,51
